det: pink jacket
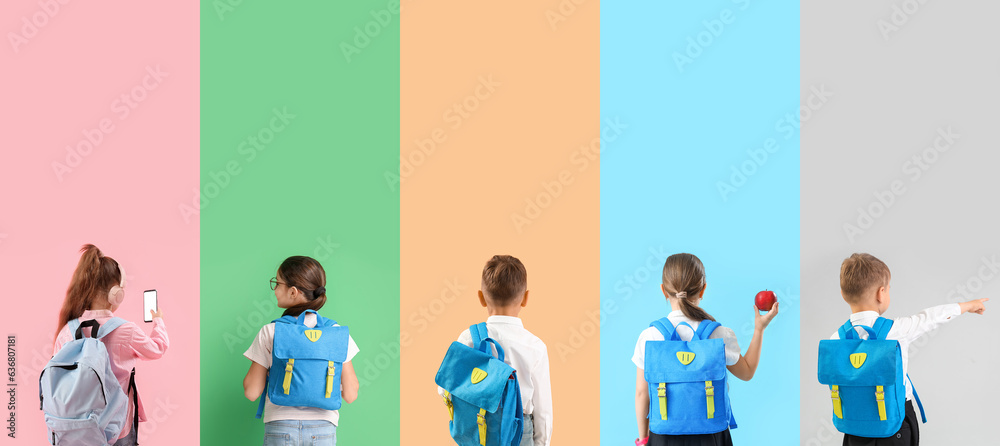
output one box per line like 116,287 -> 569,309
54,309 -> 169,439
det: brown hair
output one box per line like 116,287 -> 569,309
278,256 -> 327,317
57,244 -> 122,340
662,253 -> 715,322
481,255 -> 527,306
840,253 -> 891,304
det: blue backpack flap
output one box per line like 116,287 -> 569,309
260,310 -> 349,416
818,317 -> 907,437
644,318 -> 735,435
435,323 -> 524,446
39,317 -> 130,446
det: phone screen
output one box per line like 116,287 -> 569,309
143,290 -> 157,322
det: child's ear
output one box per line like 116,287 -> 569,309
478,290 -> 488,308
661,283 -> 669,297
699,284 -> 707,298
520,290 -> 529,308
875,286 -> 887,304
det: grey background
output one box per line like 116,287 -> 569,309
801,1 -> 999,444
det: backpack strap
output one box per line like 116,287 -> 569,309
469,322 -> 488,347
256,382 -> 267,419
907,374 -> 928,423
468,323 -> 505,362
650,317 -> 680,341
837,320 -> 854,340
872,317 -> 893,340
96,317 -> 128,339
694,320 -> 721,341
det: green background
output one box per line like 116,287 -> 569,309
200,1 -> 399,443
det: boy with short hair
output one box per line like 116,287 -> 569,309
439,254 -> 553,446
832,253 -> 987,445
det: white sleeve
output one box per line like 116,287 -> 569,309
531,345 -> 553,446
243,324 -> 274,368
708,326 -> 742,366
345,334 -> 359,362
632,328 -> 655,369
890,304 -> 962,343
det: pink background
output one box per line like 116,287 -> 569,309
0,1 -> 199,444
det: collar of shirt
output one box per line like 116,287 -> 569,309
80,309 -> 115,319
486,315 -> 524,327
848,310 -> 881,325
667,310 -> 684,318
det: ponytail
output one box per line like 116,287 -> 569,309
56,244 -> 122,341
662,253 -> 716,322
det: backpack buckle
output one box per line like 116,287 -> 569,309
477,408 -> 487,446
704,382 -> 714,397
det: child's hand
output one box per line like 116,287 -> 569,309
754,301 -> 779,332
150,309 -> 164,319
960,298 -> 988,315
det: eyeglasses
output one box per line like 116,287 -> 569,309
270,278 -> 287,290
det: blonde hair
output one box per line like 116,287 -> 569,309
840,253 -> 891,303
662,253 -> 715,322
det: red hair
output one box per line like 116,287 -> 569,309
56,244 -> 122,341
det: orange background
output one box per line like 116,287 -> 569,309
400,0 -> 600,443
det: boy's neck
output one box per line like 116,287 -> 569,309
486,305 -> 522,318
849,303 -> 882,314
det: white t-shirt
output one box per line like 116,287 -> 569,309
244,312 -> 359,425
632,310 -> 742,369
828,304 -> 961,402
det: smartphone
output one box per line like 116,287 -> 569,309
143,289 -> 157,322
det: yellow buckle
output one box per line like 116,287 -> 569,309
831,385 -> 843,419
325,361 -> 335,399
876,385 -> 887,421
705,381 -> 716,419
657,383 -> 667,420
442,391 -> 454,420
477,408 -> 487,446
282,359 -> 295,395
705,382 -> 715,396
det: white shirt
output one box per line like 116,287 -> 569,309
437,315 -> 553,446
244,312 -> 360,425
828,304 -> 962,401
632,310 -> 742,369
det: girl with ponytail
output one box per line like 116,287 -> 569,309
632,253 -> 779,446
242,256 -> 360,446
53,244 -> 169,446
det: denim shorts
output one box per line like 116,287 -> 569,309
264,420 -> 337,446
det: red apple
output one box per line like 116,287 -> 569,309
755,290 -> 776,311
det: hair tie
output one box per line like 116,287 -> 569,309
675,291 -> 687,299
313,286 -> 326,297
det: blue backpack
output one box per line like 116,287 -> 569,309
644,318 -> 736,435
817,317 -> 927,437
256,310 -> 350,417
435,323 -> 523,446
39,318 -> 135,446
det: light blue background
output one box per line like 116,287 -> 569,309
600,1 -> 800,443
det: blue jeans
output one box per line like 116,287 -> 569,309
520,414 -> 534,446
264,420 -> 337,446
